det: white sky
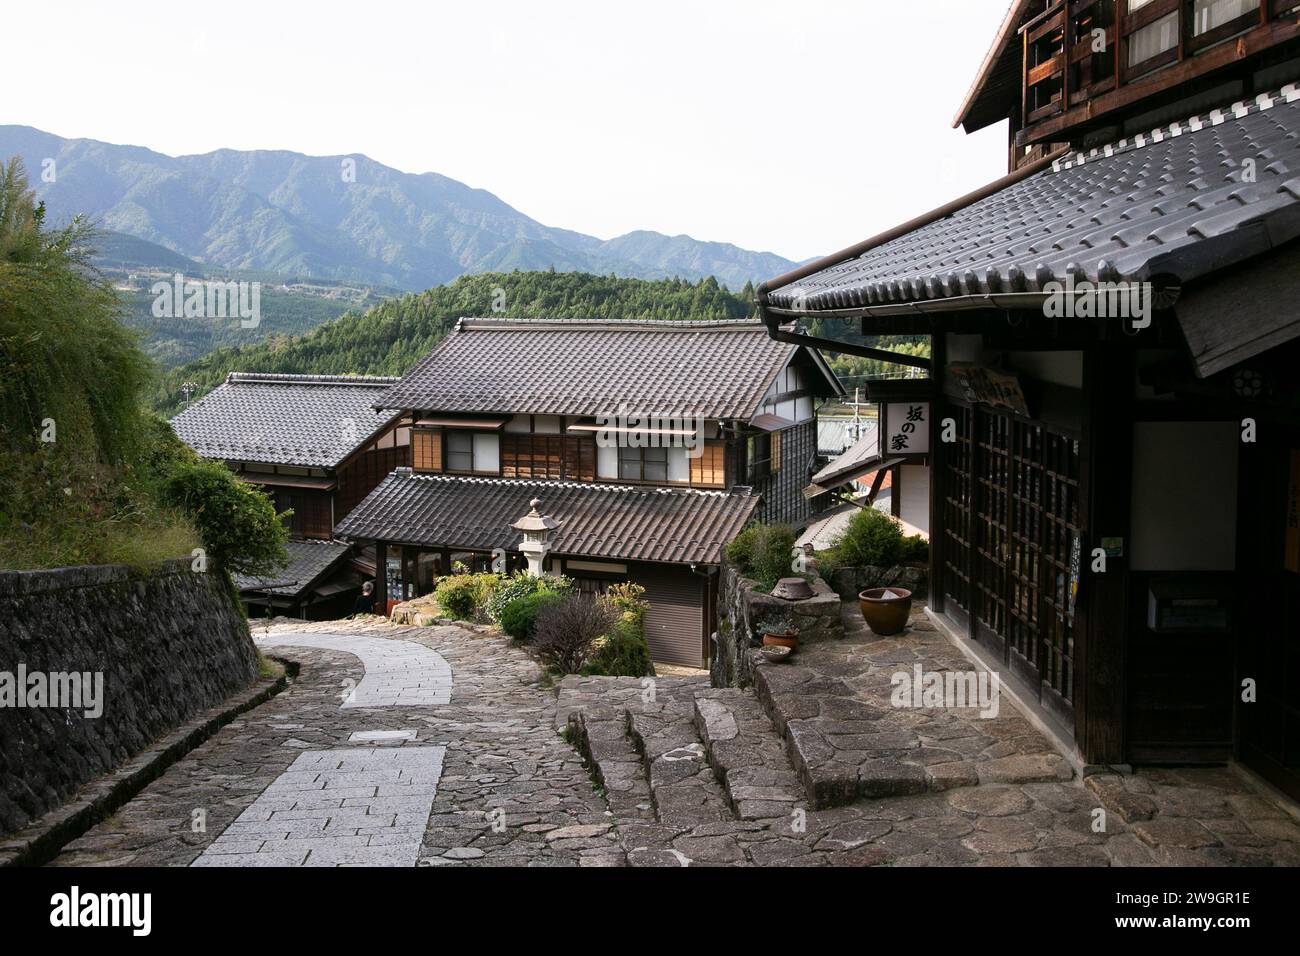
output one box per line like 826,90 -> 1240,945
3,0 -> 1012,263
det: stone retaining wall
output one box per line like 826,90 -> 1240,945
712,563 -> 842,688
827,563 -> 929,602
0,560 -> 258,836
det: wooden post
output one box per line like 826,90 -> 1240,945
1075,344 -> 1133,765
375,540 -> 387,617
929,332 -> 947,614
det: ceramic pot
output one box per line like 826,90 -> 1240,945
858,587 -> 913,636
762,631 -> 798,650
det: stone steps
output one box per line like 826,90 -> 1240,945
627,702 -> 733,830
565,704 -> 656,823
749,654 -> 1073,810
691,688 -> 803,821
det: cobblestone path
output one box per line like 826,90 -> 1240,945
49,618 -> 620,866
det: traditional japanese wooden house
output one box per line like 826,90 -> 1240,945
333,318 -> 843,666
171,372 -> 411,615
759,1 -> 1300,798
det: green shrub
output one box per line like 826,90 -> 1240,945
500,591 -> 565,642
724,522 -> 797,591
160,458 -> 289,578
899,534 -> 930,564
581,619 -> 654,677
823,507 -> 928,569
484,571 -> 573,623
434,572 -> 502,620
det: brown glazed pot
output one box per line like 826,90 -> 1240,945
858,587 -> 913,636
762,631 -> 799,651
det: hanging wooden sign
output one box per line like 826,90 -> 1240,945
947,363 -> 1030,417
884,402 -> 930,457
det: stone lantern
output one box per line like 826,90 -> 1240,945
512,498 -> 560,577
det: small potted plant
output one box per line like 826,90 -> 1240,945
752,609 -> 799,651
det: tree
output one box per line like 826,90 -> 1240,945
160,458 -> 290,578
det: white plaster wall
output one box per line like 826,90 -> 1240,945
899,464 -> 931,538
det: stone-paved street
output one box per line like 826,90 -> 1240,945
44,611 -> 1300,867
50,617 -> 620,866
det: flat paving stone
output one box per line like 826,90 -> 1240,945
256,632 -> 452,707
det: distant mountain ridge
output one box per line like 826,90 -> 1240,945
0,125 -> 795,291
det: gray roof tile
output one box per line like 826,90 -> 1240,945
334,470 -> 760,565
171,373 -> 402,469
232,539 -> 353,597
375,319 -> 820,419
769,85 -> 1300,312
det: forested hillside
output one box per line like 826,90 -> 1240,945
151,272 -> 755,413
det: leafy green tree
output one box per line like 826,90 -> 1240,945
160,458 -> 289,578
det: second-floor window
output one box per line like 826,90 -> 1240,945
446,431 -> 475,472
746,432 -> 782,482
619,445 -> 668,482
412,428 -> 499,475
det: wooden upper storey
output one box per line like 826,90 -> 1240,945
956,0 -> 1300,166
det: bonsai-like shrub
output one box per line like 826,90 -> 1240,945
724,522 -> 797,591
582,618 -> 654,677
532,594 -> 618,673
484,571 -> 573,623
500,590 -> 565,642
434,572 -> 502,620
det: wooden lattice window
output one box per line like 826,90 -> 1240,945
501,434 -> 564,479
945,404 -> 1079,713
974,412 -> 1012,642
564,436 -> 596,482
412,429 -> 441,472
691,443 -> 726,488
942,406 -> 974,614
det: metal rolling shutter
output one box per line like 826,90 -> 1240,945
634,566 -> 705,668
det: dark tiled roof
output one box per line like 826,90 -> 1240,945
334,470 -> 760,565
769,86 -> 1300,313
375,319 -> 822,419
171,373 -> 402,468
232,539 -> 353,598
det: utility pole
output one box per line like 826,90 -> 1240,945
181,381 -> 199,408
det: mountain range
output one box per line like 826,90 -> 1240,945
0,125 -> 795,291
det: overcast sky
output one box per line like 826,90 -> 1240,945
3,0 -> 1012,263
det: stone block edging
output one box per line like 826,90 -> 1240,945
0,670 -> 290,867
0,558 -> 195,598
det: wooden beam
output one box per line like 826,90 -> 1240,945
1074,345 -> 1134,765
374,541 -> 387,618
